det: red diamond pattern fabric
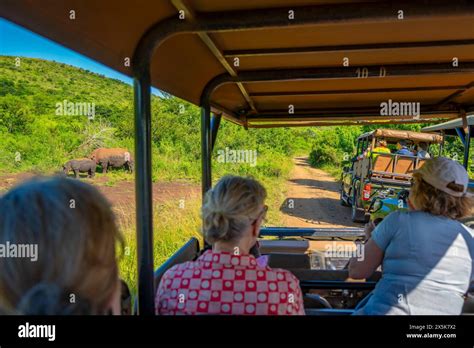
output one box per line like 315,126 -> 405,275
155,250 -> 304,315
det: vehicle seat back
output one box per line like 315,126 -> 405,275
259,240 -> 310,254
416,158 -> 427,170
133,237 -> 200,315
393,157 -> 415,179
372,154 -> 394,176
154,237 -> 200,291
267,253 -> 311,269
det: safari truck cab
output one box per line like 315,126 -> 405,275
340,129 -> 443,222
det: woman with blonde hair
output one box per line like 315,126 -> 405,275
156,175 -> 304,315
349,157 -> 474,315
0,177 -> 123,315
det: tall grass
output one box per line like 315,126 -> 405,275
115,199 -> 202,297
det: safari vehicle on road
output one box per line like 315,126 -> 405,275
340,129 -> 443,222
4,0 -> 474,315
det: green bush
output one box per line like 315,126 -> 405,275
309,143 -> 342,167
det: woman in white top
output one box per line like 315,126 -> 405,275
349,157 -> 473,315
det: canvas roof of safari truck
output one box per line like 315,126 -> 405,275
2,0 -> 474,128
356,128 -> 444,143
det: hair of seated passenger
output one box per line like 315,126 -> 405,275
411,173 -> 472,219
418,142 -> 428,151
0,176 -> 123,314
202,175 -> 267,244
17,282 -> 95,315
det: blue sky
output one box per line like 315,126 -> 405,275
0,18 -> 161,94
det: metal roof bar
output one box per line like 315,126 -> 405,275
193,0 -> 474,33
435,82 -> 474,107
248,120 -> 455,128
422,114 -> 474,132
247,113 -> 459,124
248,85 -> 468,97
252,107 -> 461,116
205,62 -> 474,87
170,0 -> 257,113
223,39 -> 474,58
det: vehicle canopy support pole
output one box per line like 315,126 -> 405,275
440,131 -> 445,156
464,125 -> 472,169
211,113 -> 222,151
201,104 -> 212,201
455,127 -> 467,147
133,69 -> 154,316
201,104 -> 212,248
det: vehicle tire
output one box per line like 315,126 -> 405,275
340,182 -> 350,207
351,188 -> 369,223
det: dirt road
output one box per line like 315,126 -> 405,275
281,157 -> 359,228
0,173 -> 200,214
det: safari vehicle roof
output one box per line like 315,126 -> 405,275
356,128 -> 444,143
3,0 -> 474,128
421,114 -> 474,136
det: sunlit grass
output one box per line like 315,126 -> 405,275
115,198 -> 202,298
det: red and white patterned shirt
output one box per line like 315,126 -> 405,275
155,250 -> 305,315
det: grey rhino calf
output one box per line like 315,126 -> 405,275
63,159 -> 96,178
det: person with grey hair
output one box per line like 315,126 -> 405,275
155,175 -> 305,315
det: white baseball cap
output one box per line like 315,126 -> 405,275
415,157 -> 473,198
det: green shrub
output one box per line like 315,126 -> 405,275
309,143 -> 342,167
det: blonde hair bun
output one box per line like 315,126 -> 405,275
202,176 -> 266,244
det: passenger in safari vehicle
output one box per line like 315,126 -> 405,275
349,157 -> 474,315
155,176 -> 305,315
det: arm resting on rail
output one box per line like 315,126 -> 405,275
348,239 -> 383,279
